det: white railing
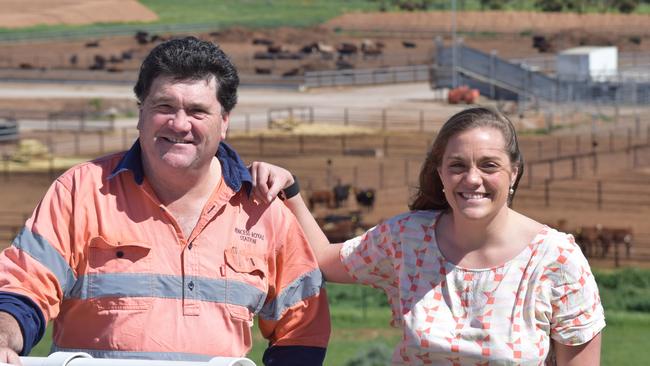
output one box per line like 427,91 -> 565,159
2,352 -> 255,366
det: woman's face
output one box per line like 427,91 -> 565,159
437,126 -> 517,222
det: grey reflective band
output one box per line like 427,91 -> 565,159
13,227 -> 77,297
51,345 -> 212,361
69,273 -> 266,313
259,269 -> 323,321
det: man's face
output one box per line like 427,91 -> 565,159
137,75 -> 228,173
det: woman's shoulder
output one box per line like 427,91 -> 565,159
388,209 -> 442,224
535,226 -> 593,279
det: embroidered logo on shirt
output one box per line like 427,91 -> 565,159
234,227 -> 265,244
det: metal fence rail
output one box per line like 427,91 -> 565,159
304,64 -> 429,88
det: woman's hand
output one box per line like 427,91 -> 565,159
249,161 -> 294,204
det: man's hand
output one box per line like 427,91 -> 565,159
0,312 -> 23,366
249,162 -> 294,204
0,347 -> 21,366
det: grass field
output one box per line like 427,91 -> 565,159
28,270 -> 650,365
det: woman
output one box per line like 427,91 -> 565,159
251,107 -> 604,365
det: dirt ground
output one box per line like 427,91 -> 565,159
3,8 -> 650,78
0,0 -> 157,28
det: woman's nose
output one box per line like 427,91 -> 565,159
465,167 -> 482,184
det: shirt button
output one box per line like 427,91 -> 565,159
188,281 -> 195,291
188,243 -> 193,250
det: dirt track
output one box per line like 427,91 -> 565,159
0,0 -> 157,28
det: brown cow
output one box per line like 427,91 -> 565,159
308,190 -> 334,210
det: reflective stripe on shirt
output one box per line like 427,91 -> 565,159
68,273 -> 266,313
259,269 -> 323,321
12,227 -> 76,297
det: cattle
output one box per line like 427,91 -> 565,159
355,189 -> 376,212
84,40 -> 100,48
336,42 -> 358,56
282,67 -> 302,77
254,67 -> 272,75
135,31 -> 149,45
316,211 -> 365,242
599,227 -> 633,259
308,190 -> 335,210
361,39 -> 384,59
89,55 -> 106,70
532,35 -> 552,53
253,51 -> 275,60
121,50 -> 134,60
300,42 -> 318,54
252,38 -> 274,46
575,226 -> 601,258
402,41 -> 417,48
109,55 -> 122,63
574,225 -> 633,260
69,54 -> 78,65
332,182 -> 352,208
316,42 -> 336,59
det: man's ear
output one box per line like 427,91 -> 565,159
220,111 -> 230,139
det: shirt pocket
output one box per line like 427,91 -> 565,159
86,236 -> 153,310
223,246 -> 268,322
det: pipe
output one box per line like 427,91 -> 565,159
6,352 -> 255,366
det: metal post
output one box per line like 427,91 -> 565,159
404,159 -> 409,185
383,136 -> 389,157
451,0 -> 458,88
544,179 -> 550,207
419,110 -> 424,132
382,109 -> 387,130
597,180 -> 602,210
572,157 -> 577,179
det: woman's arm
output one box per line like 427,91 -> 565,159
249,162 -> 354,283
553,333 -> 601,366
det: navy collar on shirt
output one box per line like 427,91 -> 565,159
108,140 -> 252,195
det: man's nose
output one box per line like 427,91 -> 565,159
168,110 -> 191,131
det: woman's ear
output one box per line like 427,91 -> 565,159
510,165 -> 519,187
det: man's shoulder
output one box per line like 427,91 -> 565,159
56,151 -> 127,186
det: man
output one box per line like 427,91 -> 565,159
0,37 -> 330,365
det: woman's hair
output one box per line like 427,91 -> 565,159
409,106 -> 524,211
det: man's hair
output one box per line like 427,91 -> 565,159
133,36 -> 239,113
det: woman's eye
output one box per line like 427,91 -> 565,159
482,163 -> 499,171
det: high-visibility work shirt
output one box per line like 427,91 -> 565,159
0,141 -> 330,361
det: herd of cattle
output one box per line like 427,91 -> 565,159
307,186 -> 635,260
573,225 -> 633,260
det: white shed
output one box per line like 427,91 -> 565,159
556,46 -> 618,81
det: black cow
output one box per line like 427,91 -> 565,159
355,189 -> 376,211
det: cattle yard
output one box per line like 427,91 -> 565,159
1,6 -> 650,271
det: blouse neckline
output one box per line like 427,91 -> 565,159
429,211 -> 549,273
